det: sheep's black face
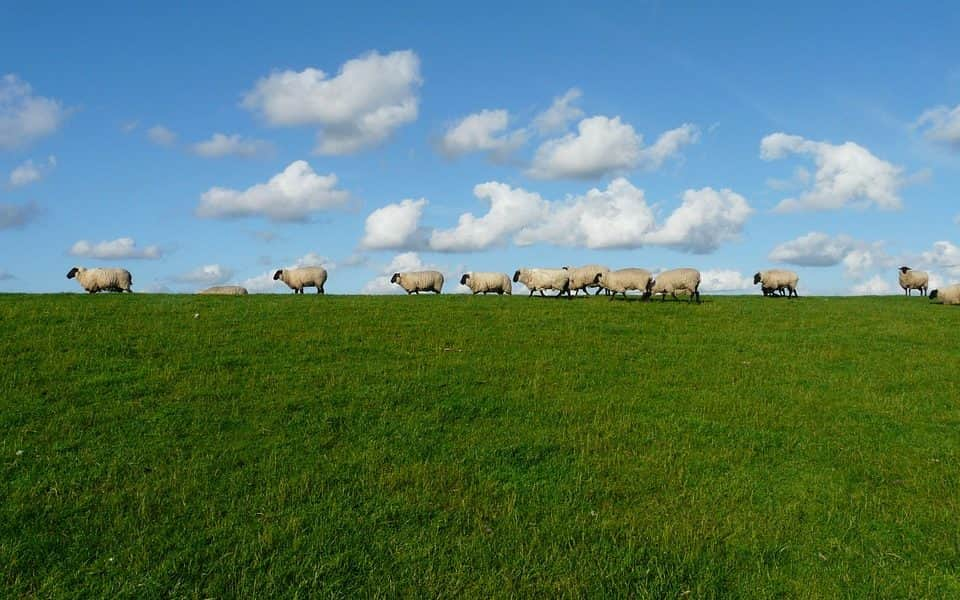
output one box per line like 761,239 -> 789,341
753,272 -> 762,285
512,270 -> 521,282
66,267 -> 78,279
272,270 -> 283,280
593,273 -> 603,284
390,273 -> 400,284
562,266 -> 570,270
930,289 -> 939,299
459,274 -> 469,285
899,266 -> 910,274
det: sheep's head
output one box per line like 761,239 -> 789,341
390,273 -> 401,284
593,272 -> 604,284
562,266 -> 570,270
66,267 -> 80,279
459,274 -> 470,285
272,269 -> 283,280
929,289 -> 939,299
512,270 -> 521,282
753,272 -> 762,285
899,266 -> 911,274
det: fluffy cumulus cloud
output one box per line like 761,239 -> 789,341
242,50 -> 422,155
768,232 -> 892,278
919,241 -> 960,277
0,201 -> 40,230
532,88 -> 584,134
8,155 -> 55,187
528,117 -> 699,179
437,109 -> 526,160
174,264 -> 234,286
192,133 -> 273,158
361,198 -> 428,250
69,237 -> 163,260
196,160 -> 350,222
146,125 -> 177,146
699,269 -> 755,292
915,104 -> 960,149
0,74 -> 69,149
760,133 -> 904,212
643,187 -> 752,253
431,183 -> 548,252
850,275 -> 894,295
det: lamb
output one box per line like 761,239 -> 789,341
563,264 -> 611,296
66,267 -> 133,293
929,285 -> 960,305
512,268 -> 570,297
459,272 -> 512,295
391,271 -> 444,294
754,269 -> 799,298
199,285 -> 248,295
898,266 -> 929,296
595,268 -> 653,300
649,268 -> 701,303
273,267 -> 327,294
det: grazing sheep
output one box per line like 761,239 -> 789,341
513,268 -> 570,297
460,272 -> 512,295
273,267 -> 327,294
66,267 -> 133,294
898,266 -> 929,296
596,268 -> 653,300
563,264 -> 611,296
754,269 -> 799,298
199,285 -> 248,295
391,271 -> 444,294
929,285 -> 960,305
650,268 -> 701,303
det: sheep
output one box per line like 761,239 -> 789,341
754,269 -> 799,298
391,271 -> 444,294
459,272 -> 512,295
512,268 -> 570,298
66,267 -> 133,293
563,264 -> 611,296
898,266 -> 929,296
273,267 -> 327,294
199,285 -> 248,295
649,268 -> 701,303
595,268 -> 653,300
929,285 -> 960,305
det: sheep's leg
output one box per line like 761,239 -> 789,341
529,290 -> 534,297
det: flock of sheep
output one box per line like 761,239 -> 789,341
63,263 -> 958,303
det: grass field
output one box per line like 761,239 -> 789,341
1,293 -> 959,597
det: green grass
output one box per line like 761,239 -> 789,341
1,293 -> 959,598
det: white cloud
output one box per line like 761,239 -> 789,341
192,133 -> 273,158
0,201 -> 40,230
0,74 -> 69,149
918,241 -> 960,277
147,125 -> 177,146
241,271 -> 283,293
8,155 -> 55,187
532,88 -> 584,134
69,237 -> 163,260
361,197 -> 428,250
642,187 -> 752,253
437,109 -> 526,159
760,133 -> 904,212
174,264 -> 234,285
851,275 -> 893,295
528,117 -> 698,179
121,120 -> 139,133
430,182 -> 547,252
769,232 -> 892,278
242,50 -> 422,155
915,104 -> 960,149
291,252 -> 331,268
699,269 -> 754,292
196,160 -> 350,222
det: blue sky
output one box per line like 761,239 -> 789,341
2,1 -> 959,294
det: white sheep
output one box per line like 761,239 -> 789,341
898,266 -> 929,296
650,268 -> 701,303
199,285 -> 248,295
459,272 -> 512,295
754,269 -> 799,298
66,267 -> 133,294
273,267 -> 327,294
512,268 -> 570,297
563,264 -> 611,296
929,285 -> 960,305
596,268 -> 653,300
391,271 -> 444,294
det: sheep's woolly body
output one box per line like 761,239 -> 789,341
274,267 -> 327,294
199,285 -> 248,295
930,284 -> 960,305
67,267 -> 133,293
755,269 -> 799,297
597,268 -> 653,298
898,267 -> 929,296
392,271 -> 444,294
513,268 -> 570,297
650,268 -> 701,303
460,272 -> 512,295
564,264 -> 610,295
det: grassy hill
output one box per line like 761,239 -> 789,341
1,293 -> 958,597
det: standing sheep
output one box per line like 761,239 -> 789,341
595,268 -> 653,300
754,269 -> 799,298
273,267 -> 327,294
929,285 -> 960,305
563,264 -> 611,296
513,268 -> 570,298
649,268 -> 701,303
391,271 -> 444,294
898,266 -> 929,296
460,272 -> 512,295
199,285 -> 248,295
66,267 -> 133,293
